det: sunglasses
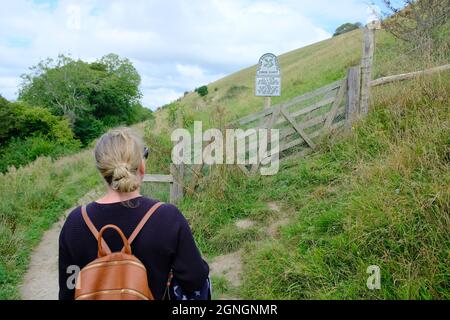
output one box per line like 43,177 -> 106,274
143,147 -> 149,160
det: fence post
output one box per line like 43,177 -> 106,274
264,96 -> 271,109
360,25 -> 376,117
345,66 -> 361,128
178,162 -> 184,200
168,112 -> 185,204
169,163 -> 183,204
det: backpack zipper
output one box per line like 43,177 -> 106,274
76,288 -> 149,300
82,260 -> 146,272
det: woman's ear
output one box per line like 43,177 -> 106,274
139,159 -> 146,177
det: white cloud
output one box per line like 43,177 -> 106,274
176,64 -> 205,79
142,88 -> 184,109
0,76 -> 21,100
0,0 -> 371,109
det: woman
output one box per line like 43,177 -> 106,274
58,127 -> 209,300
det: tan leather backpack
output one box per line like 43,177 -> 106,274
74,202 -> 163,300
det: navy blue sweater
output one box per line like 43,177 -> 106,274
58,196 -> 209,300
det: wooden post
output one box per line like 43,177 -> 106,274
177,163 -> 184,200
176,113 -> 184,201
360,25 -> 375,116
169,163 -> 182,203
264,96 -> 271,109
167,111 -> 185,204
345,66 -> 361,128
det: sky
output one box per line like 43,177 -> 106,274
0,0 -> 393,110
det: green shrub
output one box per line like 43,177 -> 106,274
0,99 -> 81,171
0,101 -> 75,146
73,115 -> 105,146
143,125 -> 173,174
195,85 -> 208,97
126,103 -> 154,125
18,53 -> 146,144
333,22 -> 362,37
0,135 -> 81,173
166,103 -> 179,127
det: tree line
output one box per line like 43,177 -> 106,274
0,53 -> 153,173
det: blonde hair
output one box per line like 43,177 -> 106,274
94,127 -> 144,193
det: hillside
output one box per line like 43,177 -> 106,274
177,75 -> 449,299
148,28 -> 449,299
1,27 -> 448,299
154,29 -> 398,132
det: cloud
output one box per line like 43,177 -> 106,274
142,88 -> 184,109
176,64 -> 205,79
0,76 -> 21,99
0,0 -> 372,109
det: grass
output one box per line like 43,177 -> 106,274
0,121 -> 151,299
1,25 -> 448,300
0,150 -> 104,299
153,29 -> 406,135
178,74 -> 449,299
147,28 -> 449,299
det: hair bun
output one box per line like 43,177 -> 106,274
94,127 -> 144,193
113,163 -> 131,181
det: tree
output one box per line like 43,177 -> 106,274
19,53 -> 151,145
333,22 -> 362,37
19,55 -> 95,122
381,0 -> 450,51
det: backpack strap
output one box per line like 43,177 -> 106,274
81,205 -> 112,255
127,202 -> 164,246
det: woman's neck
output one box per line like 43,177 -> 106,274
96,188 -> 142,204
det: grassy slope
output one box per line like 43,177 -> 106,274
176,75 -> 449,299
156,29 -> 449,299
237,76 -> 450,299
154,29 -> 367,131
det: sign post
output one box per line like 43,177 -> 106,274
256,53 -> 281,109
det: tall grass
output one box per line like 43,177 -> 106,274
0,150 -> 103,299
237,75 -> 449,299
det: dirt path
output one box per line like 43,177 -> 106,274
20,189 -> 289,300
19,188 -> 104,300
209,201 -> 289,299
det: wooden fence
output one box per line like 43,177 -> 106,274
228,26 -> 450,176
142,25 -> 450,200
229,76 -> 349,175
142,164 -> 183,204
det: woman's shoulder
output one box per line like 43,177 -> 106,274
146,198 -> 184,219
61,205 -> 85,231
140,197 -> 188,226
61,197 -> 187,230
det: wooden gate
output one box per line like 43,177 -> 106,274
229,71 -> 354,176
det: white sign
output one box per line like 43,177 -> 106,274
256,53 -> 281,97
